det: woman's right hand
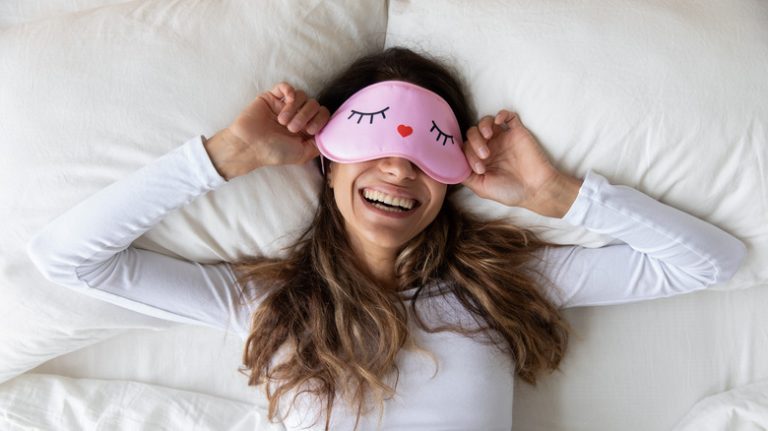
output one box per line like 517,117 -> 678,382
204,82 -> 330,180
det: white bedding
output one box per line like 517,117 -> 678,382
673,378 -> 768,431
0,372 -> 273,431
2,0 -> 767,430
25,283 -> 768,431
4,373 -> 766,431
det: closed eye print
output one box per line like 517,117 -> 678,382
430,120 -> 455,146
347,107 -> 390,124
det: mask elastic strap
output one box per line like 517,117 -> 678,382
320,155 -> 326,176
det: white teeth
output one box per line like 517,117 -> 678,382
372,202 -> 404,212
363,189 -> 416,210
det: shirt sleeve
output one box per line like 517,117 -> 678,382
534,170 -> 748,309
26,135 -> 255,338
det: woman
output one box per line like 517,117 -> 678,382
28,47 -> 746,430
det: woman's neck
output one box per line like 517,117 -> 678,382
347,234 -> 398,290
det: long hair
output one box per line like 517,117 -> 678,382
231,47 -> 570,430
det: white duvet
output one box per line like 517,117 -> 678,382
0,373 -> 272,431
673,378 -> 768,431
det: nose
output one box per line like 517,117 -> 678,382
378,157 -> 416,180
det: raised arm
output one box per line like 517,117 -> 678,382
27,82 -> 331,337
534,170 -> 746,307
26,135 -> 254,336
460,110 -> 747,308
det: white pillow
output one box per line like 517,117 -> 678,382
0,0 -> 387,383
0,0 -> 130,28
386,0 -> 765,290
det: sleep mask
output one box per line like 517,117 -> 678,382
315,80 -> 471,184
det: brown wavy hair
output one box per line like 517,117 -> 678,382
231,47 -> 570,430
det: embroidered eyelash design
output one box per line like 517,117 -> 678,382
430,121 -> 454,146
348,107 -> 390,124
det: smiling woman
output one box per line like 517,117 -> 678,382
326,156 -> 447,288
219,48 -> 578,429
27,46 -> 747,431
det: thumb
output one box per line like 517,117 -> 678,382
300,137 -> 321,164
461,171 -> 482,192
258,92 -> 286,116
506,112 -> 525,131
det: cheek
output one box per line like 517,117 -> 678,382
432,187 -> 448,209
424,189 -> 446,222
331,176 -> 358,221
333,188 -> 353,217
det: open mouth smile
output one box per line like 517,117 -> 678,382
359,188 -> 421,216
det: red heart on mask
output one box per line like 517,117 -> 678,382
397,124 -> 413,137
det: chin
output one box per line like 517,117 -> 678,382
364,231 -> 413,250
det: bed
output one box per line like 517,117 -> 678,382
1,0 -> 767,430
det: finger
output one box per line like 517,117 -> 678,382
258,82 -> 294,116
267,82 -> 294,111
463,132 -> 486,175
466,126 -> 490,161
495,110 -> 516,130
278,89 -> 308,126
286,99 -> 320,133
477,115 -> 495,139
269,82 -> 295,103
305,106 -> 331,135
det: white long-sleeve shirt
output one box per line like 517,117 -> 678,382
27,135 -> 746,431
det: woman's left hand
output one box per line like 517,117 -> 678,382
461,110 -> 582,218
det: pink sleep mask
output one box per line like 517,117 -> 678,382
315,80 -> 471,184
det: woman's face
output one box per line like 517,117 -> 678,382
328,157 -> 447,254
